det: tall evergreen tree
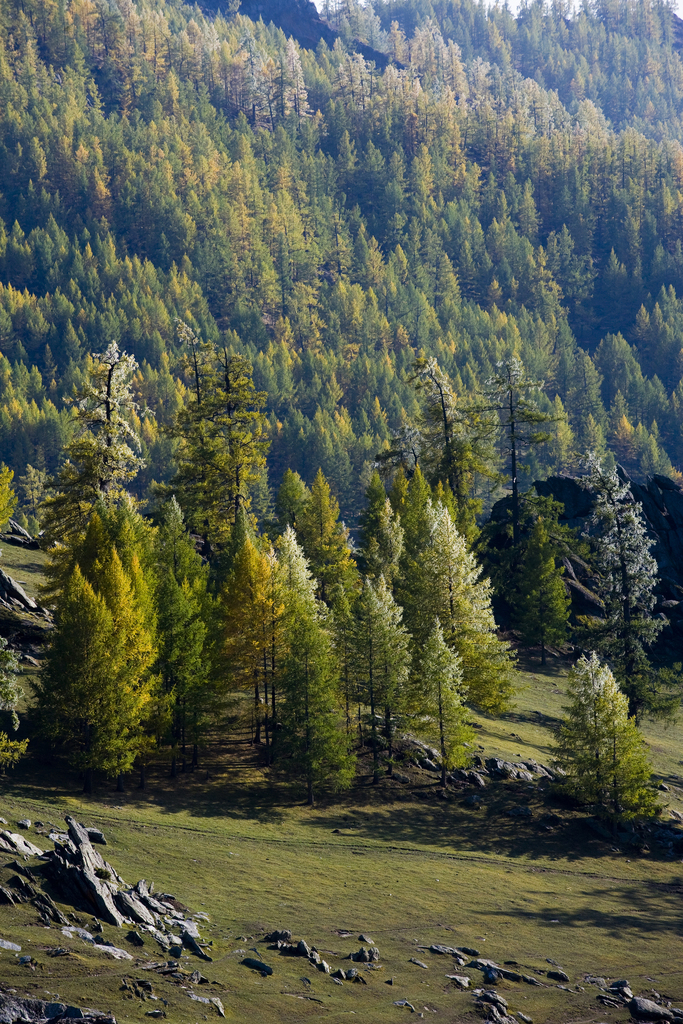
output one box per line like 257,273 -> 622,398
483,357 -> 554,549
42,344 -> 142,545
358,471 -> 404,584
417,621 -> 473,785
411,357 -> 495,542
221,536 -> 281,747
279,592 -> 354,806
514,518 -> 571,665
579,454 -> 665,720
405,500 -> 514,713
155,498 -> 211,776
274,469 -> 311,534
0,637 -> 27,770
169,320 -> 269,548
350,576 -> 411,783
36,558 -> 155,794
554,653 -> 657,826
297,468 -> 356,602
0,465 -> 17,530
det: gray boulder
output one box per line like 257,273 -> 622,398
629,997 -> 675,1021
115,891 -> 155,927
0,568 -> 37,611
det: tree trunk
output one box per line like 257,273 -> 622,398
254,674 -> 261,744
116,774 -> 124,792
171,754 -> 177,778
139,764 -> 146,790
83,768 -> 93,795
385,703 -> 393,776
307,777 -> 314,807
192,743 -> 198,770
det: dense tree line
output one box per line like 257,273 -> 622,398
0,0 -> 676,820
1,0 -> 683,536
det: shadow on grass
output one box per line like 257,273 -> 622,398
478,876 -> 683,938
301,774 -> 644,866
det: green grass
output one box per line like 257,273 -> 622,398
1,555 -> 683,1023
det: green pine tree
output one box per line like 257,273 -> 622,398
554,653 -> 658,826
279,592 -> 355,806
417,620 -> 474,785
514,519 -> 570,665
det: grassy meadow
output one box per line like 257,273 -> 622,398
1,550 -> 683,1023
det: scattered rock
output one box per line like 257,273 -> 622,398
0,829 -> 43,857
629,996 -> 676,1021
182,928 -> 212,961
476,989 -> 508,1011
445,974 -> 470,988
547,969 -> 569,982
241,957 -> 273,976
508,806 -> 533,818
86,827 -> 107,845
394,772 -> 410,784
0,937 -> 21,951
296,939 -> 311,958
264,929 -> 292,942
409,958 -> 429,969
0,993 -> 115,1023
17,819 -> 31,829
358,934 -> 374,944
394,999 -> 417,1011
349,946 -> 380,962
420,758 -> 440,772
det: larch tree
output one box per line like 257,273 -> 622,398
169,320 -> 269,549
483,356 -> 553,549
297,468 -> 356,602
411,357 -> 495,543
274,469 -> 310,534
350,576 -> 411,783
417,620 -> 473,785
0,637 -> 27,770
407,500 -> 515,713
36,556 -> 155,795
514,518 -> 571,665
0,465 -> 17,530
41,343 -> 143,545
579,454 -> 665,720
357,471 -> 404,585
278,591 -> 355,806
220,535 -> 281,748
554,653 -> 657,826
155,498 -> 211,777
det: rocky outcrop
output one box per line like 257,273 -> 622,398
0,518 -> 40,550
534,469 -> 683,655
488,467 -> 683,656
0,995 -> 115,1023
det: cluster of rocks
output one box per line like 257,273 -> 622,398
1,816 -> 211,964
259,929 -> 383,979
582,977 -> 683,1021
0,519 -> 39,551
483,758 -> 563,783
0,993 -> 115,1024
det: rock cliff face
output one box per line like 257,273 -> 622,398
533,469 -> 683,658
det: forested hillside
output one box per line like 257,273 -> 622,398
2,0 -> 683,529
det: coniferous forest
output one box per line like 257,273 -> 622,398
1,0 -> 683,815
